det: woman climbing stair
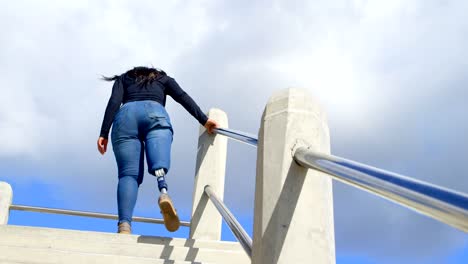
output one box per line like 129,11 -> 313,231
97,66 -> 218,234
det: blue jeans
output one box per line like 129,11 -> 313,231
111,100 -> 173,225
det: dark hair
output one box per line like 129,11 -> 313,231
102,66 -> 166,84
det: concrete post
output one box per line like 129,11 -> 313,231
252,88 -> 336,264
190,108 -> 228,240
0,181 -> 13,225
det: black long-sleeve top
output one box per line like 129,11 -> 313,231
99,74 -> 208,138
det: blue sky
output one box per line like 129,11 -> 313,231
1,0 -> 467,263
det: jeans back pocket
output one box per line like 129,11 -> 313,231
144,103 -> 173,131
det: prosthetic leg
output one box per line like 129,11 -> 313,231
155,169 -> 180,232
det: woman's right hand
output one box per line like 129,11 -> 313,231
204,118 -> 219,134
97,137 -> 108,155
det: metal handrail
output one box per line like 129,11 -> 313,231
9,204 -> 191,227
294,147 -> 468,232
211,127 -> 468,231
213,128 -> 258,146
204,185 -> 253,258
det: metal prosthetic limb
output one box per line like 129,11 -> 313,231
155,169 -> 168,194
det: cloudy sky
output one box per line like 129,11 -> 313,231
1,0 -> 467,263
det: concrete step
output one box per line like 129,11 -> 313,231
0,244 -> 207,264
0,225 -> 243,251
0,225 -> 250,264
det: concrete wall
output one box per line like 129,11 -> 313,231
252,88 -> 336,264
0,181 -> 13,224
190,109 -> 228,241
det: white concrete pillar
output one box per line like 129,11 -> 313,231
252,88 -> 336,264
0,181 -> 13,225
190,108 -> 228,240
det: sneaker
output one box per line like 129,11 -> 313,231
117,222 -> 131,234
158,193 -> 180,232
